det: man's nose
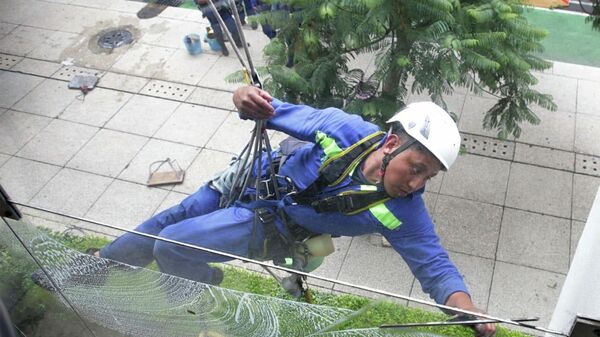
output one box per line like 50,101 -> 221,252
408,176 -> 426,191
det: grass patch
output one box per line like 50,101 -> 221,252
1,230 -> 532,336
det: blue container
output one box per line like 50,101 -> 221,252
183,34 -> 202,55
205,35 -> 221,52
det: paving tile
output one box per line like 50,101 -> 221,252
0,1 -> 30,24
197,56 -> 244,92
0,157 -> 60,202
153,190 -> 190,215
458,95 -> 499,138
205,112 -> 255,153
570,220 -> 585,266
333,235 -> 413,301
517,106 -> 575,151
27,30 -> 80,62
0,110 -> 52,155
11,58 -> 62,77
575,113 -> 600,156
551,61 -> 600,83
0,23 -> 17,38
60,87 -> 133,127
572,174 -> 600,221
22,3 -> 111,35
513,143 -> 574,171
0,153 -> 10,167
440,154 -> 510,205
158,7 -> 194,20
497,208 -> 570,273
422,191 -> 438,214
154,49 -> 219,85
110,43 -> 175,77
461,133 -> 515,161
434,195 -> 503,259
16,119 -> 98,166
51,65 -> 103,81
577,79 -> 600,116
301,236 -> 352,290
576,153 -> 600,177
108,0 -> 147,13
28,168 -> 114,224
140,18 -> 207,50
104,94 -> 180,137
172,148 -> 235,194
140,79 -> 194,101
84,180 -> 169,230
98,72 -> 149,93
154,103 -> 229,147
409,252 -> 494,312
0,53 -> 23,70
186,86 -> 236,111
66,129 -> 148,177
0,26 -> 53,56
0,71 -> 44,108
505,163 -> 572,218
488,262 -> 564,329
118,138 -> 200,185
533,72 -> 578,113
12,78 -> 78,117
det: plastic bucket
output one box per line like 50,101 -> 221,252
183,34 -> 202,55
205,35 -> 221,52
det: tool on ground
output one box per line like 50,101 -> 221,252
68,74 -> 98,100
147,158 -> 185,187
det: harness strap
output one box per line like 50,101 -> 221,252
309,190 -> 390,215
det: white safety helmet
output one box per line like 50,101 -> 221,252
386,102 -> 461,170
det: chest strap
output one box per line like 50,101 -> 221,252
309,190 -> 390,215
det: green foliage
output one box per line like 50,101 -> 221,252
256,0 -> 557,138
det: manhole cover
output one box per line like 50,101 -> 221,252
98,29 -> 133,49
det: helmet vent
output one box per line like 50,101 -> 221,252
460,133 -> 514,160
576,154 -> 600,177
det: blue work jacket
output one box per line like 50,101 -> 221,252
255,99 -> 469,305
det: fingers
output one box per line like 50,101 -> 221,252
233,86 -> 275,119
474,322 -> 496,337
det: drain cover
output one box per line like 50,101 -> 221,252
98,29 -> 133,49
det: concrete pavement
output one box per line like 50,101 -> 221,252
1,0 -> 600,333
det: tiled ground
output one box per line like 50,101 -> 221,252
1,0 -> 600,334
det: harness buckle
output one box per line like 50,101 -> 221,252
258,174 -> 297,200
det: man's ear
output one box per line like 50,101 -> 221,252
383,134 -> 400,154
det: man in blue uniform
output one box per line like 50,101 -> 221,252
98,86 -> 494,336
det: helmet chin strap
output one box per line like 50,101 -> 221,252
378,137 -> 417,192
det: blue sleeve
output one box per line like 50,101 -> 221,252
266,99 -> 379,145
381,198 -> 470,305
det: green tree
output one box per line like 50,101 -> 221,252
257,0 -> 557,139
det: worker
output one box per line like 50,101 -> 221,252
195,0 -> 245,56
45,86 -> 496,336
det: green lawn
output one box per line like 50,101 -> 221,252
524,8 -> 600,67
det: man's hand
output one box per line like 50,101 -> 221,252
232,86 -> 275,120
445,292 -> 496,337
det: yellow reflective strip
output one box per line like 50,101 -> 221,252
369,203 -> 402,230
359,185 -> 378,191
319,131 -> 385,170
329,141 -> 381,186
315,130 -> 342,160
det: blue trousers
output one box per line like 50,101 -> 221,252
100,184 -> 261,284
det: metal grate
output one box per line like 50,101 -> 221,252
576,153 -> 600,177
460,133 -> 514,160
0,53 -> 23,70
52,66 -> 102,81
98,29 -> 134,49
141,80 -> 193,101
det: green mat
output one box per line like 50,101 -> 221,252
524,8 -> 600,67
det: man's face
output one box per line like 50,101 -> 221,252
383,147 -> 441,198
